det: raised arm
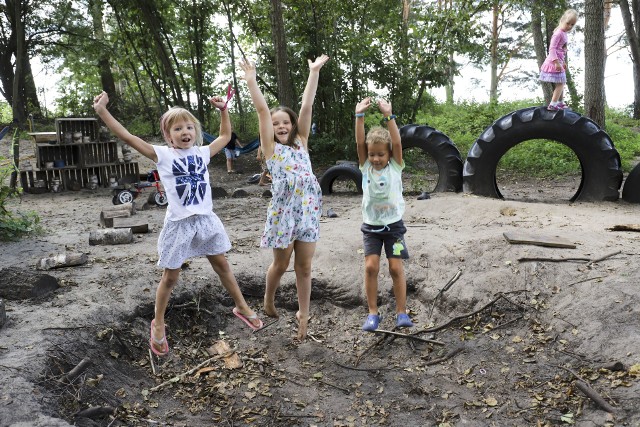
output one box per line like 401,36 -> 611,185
207,95 -> 232,157
355,97 -> 371,167
240,59 -> 275,159
378,99 -> 402,165
297,54 -> 330,147
93,91 -> 157,162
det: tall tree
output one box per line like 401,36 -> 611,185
584,0 -> 606,126
89,0 -> 117,116
619,0 -> 640,118
269,0 -> 295,108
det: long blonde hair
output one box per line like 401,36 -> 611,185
557,8 -> 578,30
159,107 -> 203,147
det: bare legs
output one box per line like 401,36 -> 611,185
264,241 -> 316,340
207,254 -> 260,327
151,255 -> 260,353
364,255 -> 408,315
551,82 -> 565,103
151,268 -> 180,354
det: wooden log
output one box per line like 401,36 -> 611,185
65,357 -> 92,382
38,252 -> 88,270
0,267 -> 59,300
89,228 -> 133,245
112,217 -> 149,234
503,231 -> 576,248
75,406 -> 115,419
99,202 -> 135,227
575,381 -> 616,413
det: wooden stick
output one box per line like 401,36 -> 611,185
372,329 -> 445,346
518,256 -> 590,263
334,361 -> 391,372
575,381 -> 616,413
74,406 -> 115,419
428,268 -> 462,319
148,349 -> 157,376
566,276 -> 605,287
65,357 -> 91,382
587,250 -> 621,266
424,346 -> 464,366
149,353 -> 228,392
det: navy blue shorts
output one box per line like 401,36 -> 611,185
361,220 -> 409,259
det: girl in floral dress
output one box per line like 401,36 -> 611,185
241,54 -> 329,341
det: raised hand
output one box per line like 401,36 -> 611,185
209,95 -> 226,111
308,54 -> 330,72
377,99 -> 393,117
356,97 -> 372,114
239,59 -> 257,81
93,91 -> 109,111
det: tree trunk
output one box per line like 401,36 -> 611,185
224,0 -> 244,132
619,0 -> 640,118
531,0 -> 553,103
22,57 -> 41,117
489,0 -> 499,102
269,0 -> 295,108
584,0 -> 606,127
11,0 -> 25,125
90,0 -> 118,116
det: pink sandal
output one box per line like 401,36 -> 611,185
149,319 -> 169,356
233,307 -> 264,331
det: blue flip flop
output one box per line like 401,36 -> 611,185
362,314 -> 381,332
396,313 -> 414,328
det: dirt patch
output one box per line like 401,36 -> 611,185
1,141 -> 640,426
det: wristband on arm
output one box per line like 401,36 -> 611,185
383,114 -> 396,122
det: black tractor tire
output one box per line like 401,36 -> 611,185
463,107 -> 622,202
319,164 -> 363,195
400,124 -> 463,192
622,162 -> 640,203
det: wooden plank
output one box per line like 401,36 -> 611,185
503,231 -> 576,249
607,224 -> 640,232
112,217 -> 149,233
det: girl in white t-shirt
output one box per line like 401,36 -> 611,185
93,91 -> 263,357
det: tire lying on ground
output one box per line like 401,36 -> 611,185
463,107 -> 622,202
399,124 -> 463,192
319,163 -> 363,195
622,162 -> 640,203
318,124 -> 463,195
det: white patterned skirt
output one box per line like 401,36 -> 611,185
157,213 -> 232,269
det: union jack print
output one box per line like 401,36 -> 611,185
172,155 -> 207,206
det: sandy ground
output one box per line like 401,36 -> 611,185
1,141 -> 640,426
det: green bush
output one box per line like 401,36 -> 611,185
0,163 -> 42,241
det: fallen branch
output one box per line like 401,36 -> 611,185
518,250 -> 621,265
149,352 -> 229,392
566,276 -> 605,287
586,250 -> 621,266
334,361 -> 391,372
65,357 -> 92,383
428,268 -> 462,319
372,329 -> 445,346
74,406 -> 115,419
420,292 -> 523,334
424,346 -> 464,366
316,378 -> 350,394
575,381 -> 616,413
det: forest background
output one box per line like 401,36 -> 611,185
1,0 -> 640,186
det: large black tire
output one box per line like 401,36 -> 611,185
319,164 -> 363,195
622,163 -> 640,203
400,124 -> 463,192
463,107 -> 622,202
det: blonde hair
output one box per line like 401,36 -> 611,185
159,107 -> 203,147
558,8 -> 578,28
366,126 -> 392,152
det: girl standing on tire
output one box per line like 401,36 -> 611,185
240,55 -> 329,341
93,91 -> 263,357
539,8 -> 578,111
355,97 -> 414,332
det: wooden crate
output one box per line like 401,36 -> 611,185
35,143 -> 81,169
20,162 -> 140,193
55,118 -> 99,144
80,141 -> 119,166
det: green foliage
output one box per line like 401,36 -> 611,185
0,101 -> 12,123
0,162 -> 42,241
605,111 -> 640,172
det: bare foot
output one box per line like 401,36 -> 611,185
295,311 -> 308,341
264,297 -> 279,318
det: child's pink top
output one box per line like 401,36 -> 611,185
540,29 -> 568,73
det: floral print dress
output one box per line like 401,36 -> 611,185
261,141 -> 322,249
